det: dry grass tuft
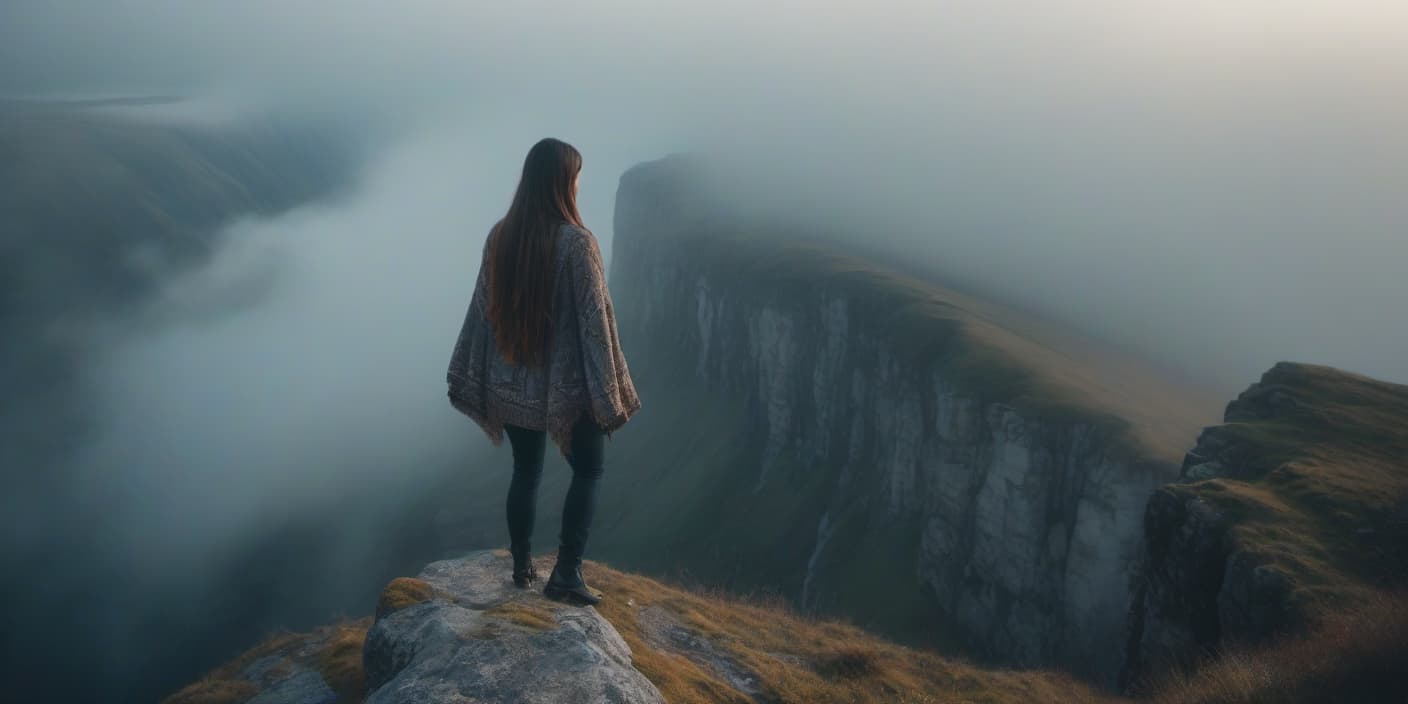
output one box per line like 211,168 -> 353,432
376,577 -> 438,618
161,678 -> 259,704
485,600 -> 559,631
316,619 -> 370,702
816,644 -> 884,680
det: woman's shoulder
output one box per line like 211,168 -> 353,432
556,222 -> 601,257
557,220 -> 595,240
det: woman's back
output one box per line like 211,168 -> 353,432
448,220 -> 639,458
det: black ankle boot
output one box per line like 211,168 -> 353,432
510,544 -> 538,588
543,564 -> 601,606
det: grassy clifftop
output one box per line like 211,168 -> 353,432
689,230 -> 1219,462
615,154 -> 1222,466
1176,361 -> 1408,614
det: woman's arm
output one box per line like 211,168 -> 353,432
446,230 -> 496,418
469,232 -> 493,319
567,229 -> 641,432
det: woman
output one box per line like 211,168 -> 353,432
446,137 -> 641,606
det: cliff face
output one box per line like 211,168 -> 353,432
1121,361 -> 1408,691
606,155 -> 1214,683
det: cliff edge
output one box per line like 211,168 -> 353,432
166,550 -> 1107,703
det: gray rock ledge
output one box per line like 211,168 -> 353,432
363,550 -> 664,704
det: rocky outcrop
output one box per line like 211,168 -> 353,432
607,155 -> 1206,684
362,550 -> 664,704
1119,414 -> 1300,691
1121,361 -> 1408,691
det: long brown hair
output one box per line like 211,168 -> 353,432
487,137 -> 587,367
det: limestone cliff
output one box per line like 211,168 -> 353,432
605,154 -> 1219,683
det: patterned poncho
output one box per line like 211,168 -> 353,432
446,221 -> 641,456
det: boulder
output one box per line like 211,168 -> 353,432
363,550 -> 664,704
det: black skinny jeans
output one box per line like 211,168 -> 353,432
504,414 -> 606,573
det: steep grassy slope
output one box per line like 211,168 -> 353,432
1147,591 -> 1408,704
672,228 -> 1218,461
1191,363 -> 1408,596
